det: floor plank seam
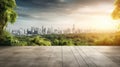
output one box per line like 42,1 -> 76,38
75,47 -> 89,67
91,47 -> 120,66
70,47 -> 81,67
61,46 -> 63,67
78,47 -> 97,67
46,46 -> 54,67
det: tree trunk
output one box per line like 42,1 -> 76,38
0,20 -> 6,35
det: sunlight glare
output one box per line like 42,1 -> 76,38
94,16 -> 117,32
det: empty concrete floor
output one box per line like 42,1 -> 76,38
0,46 -> 120,67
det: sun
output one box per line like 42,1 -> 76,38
94,17 -> 117,32
95,22 -> 114,30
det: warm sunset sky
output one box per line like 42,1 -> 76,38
7,0 -> 119,32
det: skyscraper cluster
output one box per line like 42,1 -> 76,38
8,24 -> 107,36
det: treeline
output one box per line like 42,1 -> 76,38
1,32 -> 120,46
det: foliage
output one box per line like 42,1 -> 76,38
43,34 -> 96,46
111,0 -> 120,46
1,32 -> 120,46
112,32 -> 120,45
15,35 -> 51,46
53,39 -> 74,46
0,31 -> 18,46
112,0 -> 120,19
31,36 -> 51,46
0,0 -> 17,46
94,37 -> 114,46
0,0 -> 17,34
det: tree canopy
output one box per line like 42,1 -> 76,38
112,0 -> 120,19
0,0 -> 17,34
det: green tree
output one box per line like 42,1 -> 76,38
0,0 -> 17,46
112,0 -> 120,19
0,0 -> 17,34
31,36 -> 51,46
112,0 -> 120,45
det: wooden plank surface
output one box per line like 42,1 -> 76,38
70,46 -> 89,67
79,46 -> 119,67
47,46 -> 62,67
75,46 -> 97,67
62,46 -> 79,67
92,46 -> 120,66
0,46 -> 120,67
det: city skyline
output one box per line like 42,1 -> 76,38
8,24 -> 118,36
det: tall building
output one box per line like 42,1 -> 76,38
72,24 -> 75,34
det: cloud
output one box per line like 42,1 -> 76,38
16,0 -> 114,14
9,0 -> 115,30
15,0 -> 114,20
